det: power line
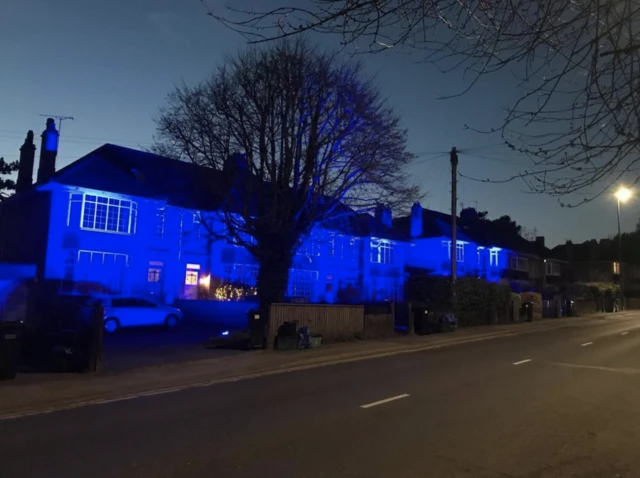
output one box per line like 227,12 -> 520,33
0,130 -> 152,146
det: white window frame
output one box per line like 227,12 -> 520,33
288,269 -> 319,299
442,240 -> 465,262
67,193 -> 83,226
370,238 -> 394,264
545,261 -> 561,276
613,261 -> 621,275
77,249 -> 129,266
510,255 -> 529,272
80,193 -> 137,235
489,248 -> 500,267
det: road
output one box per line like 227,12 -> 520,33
2,316 -> 640,477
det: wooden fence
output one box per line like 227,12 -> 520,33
268,303 -> 365,346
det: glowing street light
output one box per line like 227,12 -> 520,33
614,186 -> 632,311
615,186 -> 632,203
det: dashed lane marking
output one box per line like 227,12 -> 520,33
360,394 -> 410,409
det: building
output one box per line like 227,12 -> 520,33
0,121 -> 569,307
394,205 -> 566,292
0,122 -> 405,305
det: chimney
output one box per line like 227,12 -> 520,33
535,236 -> 545,248
375,204 -> 392,228
16,130 -> 36,194
410,202 -> 423,238
36,118 -> 59,185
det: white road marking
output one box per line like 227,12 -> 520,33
360,394 -> 410,409
621,332 -> 629,336
581,342 -> 594,347
513,359 -> 532,366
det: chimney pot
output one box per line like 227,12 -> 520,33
16,130 -> 36,194
410,202 -> 423,238
36,119 -> 59,184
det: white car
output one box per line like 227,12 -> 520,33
102,297 -> 183,333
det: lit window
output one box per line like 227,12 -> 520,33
81,194 -> 137,234
370,238 -> 394,264
148,268 -> 161,282
490,249 -> 499,267
185,270 -> 198,285
613,261 -> 621,275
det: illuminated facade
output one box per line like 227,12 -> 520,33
0,143 -> 406,304
0,131 -> 557,305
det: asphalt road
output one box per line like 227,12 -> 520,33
3,316 -> 640,477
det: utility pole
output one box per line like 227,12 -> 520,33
450,147 -> 458,308
39,114 -> 74,135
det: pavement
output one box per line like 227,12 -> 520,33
2,312 -> 640,477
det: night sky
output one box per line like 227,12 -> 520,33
1,0 -> 636,247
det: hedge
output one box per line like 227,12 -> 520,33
407,276 -> 512,326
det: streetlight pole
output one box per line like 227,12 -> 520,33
617,196 -> 623,311
615,186 -> 632,311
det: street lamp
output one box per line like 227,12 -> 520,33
615,186 -> 632,310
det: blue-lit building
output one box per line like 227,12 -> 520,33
0,121 -> 564,308
0,123 -> 406,305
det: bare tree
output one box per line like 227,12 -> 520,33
154,38 -> 417,307
209,1 -> 640,203
0,157 -> 18,202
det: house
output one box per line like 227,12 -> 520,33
394,204 -> 566,292
0,121 -> 405,306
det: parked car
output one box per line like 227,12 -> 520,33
101,297 -> 183,333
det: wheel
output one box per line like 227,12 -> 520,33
104,318 -> 120,334
164,314 -> 180,329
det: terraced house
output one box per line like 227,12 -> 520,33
0,121 -> 563,307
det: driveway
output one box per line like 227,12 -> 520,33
103,323 -> 243,373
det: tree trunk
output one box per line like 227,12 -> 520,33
256,245 -> 293,312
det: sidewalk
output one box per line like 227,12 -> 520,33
0,314 -> 630,419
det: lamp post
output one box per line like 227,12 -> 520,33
615,187 -> 632,310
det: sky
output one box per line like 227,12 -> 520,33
1,0 -> 637,247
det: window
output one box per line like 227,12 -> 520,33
510,256 -> 528,271
348,237 -> 361,263
613,261 -> 621,275
78,250 -> 129,267
490,249 -> 499,267
442,241 -> 464,262
156,208 -> 165,238
192,212 -> 201,238
370,238 -> 394,264
545,261 -> 561,276
222,263 -> 259,286
288,269 -> 319,299
67,193 -> 83,226
185,270 -> 198,285
148,268 -> 161,282
297,237 -> 321,257
81,194 -> 137,234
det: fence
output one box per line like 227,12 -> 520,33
363,303 -> 395,339
268,303 -> 365,345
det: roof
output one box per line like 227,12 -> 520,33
395,207 -> 551,257
30,143 -> 399,240
53,144 -> 227,211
